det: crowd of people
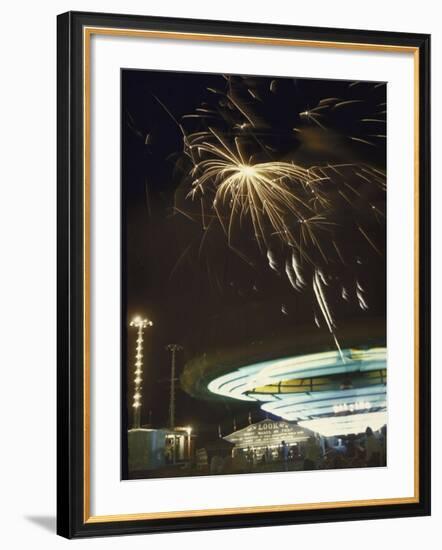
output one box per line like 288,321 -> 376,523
209,426 -> 386,474
321,426 -> 387,470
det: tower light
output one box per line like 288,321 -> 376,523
129,316 -> 153,429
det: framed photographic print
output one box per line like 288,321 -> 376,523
57,11 -> 431,538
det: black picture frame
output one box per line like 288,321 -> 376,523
57,10 -> 431,539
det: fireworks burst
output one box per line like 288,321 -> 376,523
186,129 -> 330,254
148,74 -> 386,356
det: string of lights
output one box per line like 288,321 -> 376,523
129,316 -> 153,428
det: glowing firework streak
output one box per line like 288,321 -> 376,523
313,269 -> 345,363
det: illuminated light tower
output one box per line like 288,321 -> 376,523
165,344 -> 183,429
129,316 -> 153,429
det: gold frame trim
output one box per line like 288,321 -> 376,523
83,27 -> 420,524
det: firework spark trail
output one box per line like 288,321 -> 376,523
299,109 -> 327,129
313,270 -> 334,332
358,225 -> 383,255
267,249 -> 280,272
350,136 -> 376,146
312,269 -> 345,363
291,251 -> 306,288
356,280 -> 369,311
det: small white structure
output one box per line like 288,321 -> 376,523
128,426 -> 195,472
128,428 -> 168,471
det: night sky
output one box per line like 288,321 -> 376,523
121,69 -> 386,446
